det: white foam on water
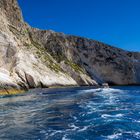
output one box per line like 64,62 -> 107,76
49,130 -> 63,137
135,132 -> 140,139
79,102 -> 100,115
133,119 -> 140,123
99,88 -> 125,100
103,88 -> 124,92
68,124 -> 79,131
78,88 -> 124,107
40,130 -> 46,134
72,116 -> 78,121
128,131 -> 140,139
101,113 -> 124,119
113,130 -> 140,139
77,88 -> 102,96
62,135 -> 70,140
98,88 -> 125,105
107,133 -> 122,139
78,126 -> 89,132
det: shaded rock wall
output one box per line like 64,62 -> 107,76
29,29 -> 140,85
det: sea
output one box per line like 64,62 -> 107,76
0,86 -> 140,140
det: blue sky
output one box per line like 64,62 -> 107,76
18,0 -> 140,52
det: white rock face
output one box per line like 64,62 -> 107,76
13,50 -> 77,87
0,70 -> 15,85
0,30 -> 78,88
0,6 -> 79,89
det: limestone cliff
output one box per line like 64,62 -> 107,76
29,29 -> 140,85
0,0 -> 140,90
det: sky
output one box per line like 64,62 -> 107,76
18,0 -> 140,52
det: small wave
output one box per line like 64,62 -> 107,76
72,116 -> 78,121
100,88 -> 124,94
49,130 -> 63,137
68,124 -> 79,131
101,113 -> 124,118
119,130 -> 140,139
107,133 -> 122,139
133,119 -> 140,123
135,132 -> 140,139
78,126 -> 89,132
62,135 -> 70,140
78,88 -> 102,94
80,88 -> 123,95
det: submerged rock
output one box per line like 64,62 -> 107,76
0,0 -> 140,92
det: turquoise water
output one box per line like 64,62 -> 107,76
0,86 -> 140,140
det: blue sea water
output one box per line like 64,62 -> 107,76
0,86 -> 140,140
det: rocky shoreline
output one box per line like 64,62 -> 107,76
0,89 -> 25,96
